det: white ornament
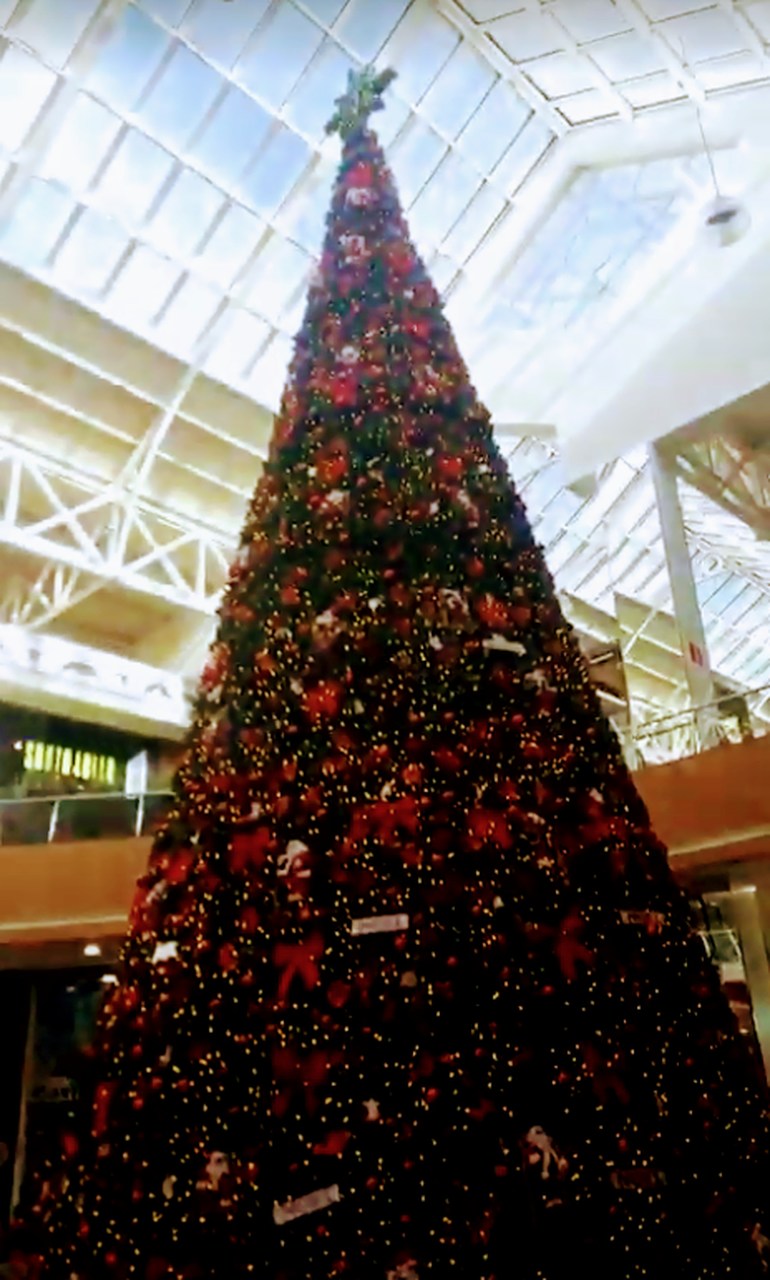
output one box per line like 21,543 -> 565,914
346,186 -> 373,208
428,635 -> 444,651
151,940 -> 178,964
387,1263 -> 419,1280
339,344 -> 359,365
325,489 -> 347,508
273,1183 -> 340,1225
201,1152 -> 229,1191
145,880 -> 167,907
589,788 -> 604,804
524,1126 -> 567,1180
438,587 -> 469,616
340,233 -> 367,263
368,597 -> 384,612
525,668 -> 549,690
351,913 -> 409,937
364,1098 -> 381,1122
277,840 -> 311,878
482,634 -> 526,656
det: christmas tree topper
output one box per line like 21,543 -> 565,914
325,65 -> 397,139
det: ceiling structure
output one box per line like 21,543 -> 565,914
0,0 -> 768,747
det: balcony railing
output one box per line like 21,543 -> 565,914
619,682 -> 770,769
0,791 -> 173,846
1,683 -> 768,844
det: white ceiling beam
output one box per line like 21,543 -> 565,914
0,442 -> 231,620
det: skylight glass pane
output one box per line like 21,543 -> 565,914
722,585 -> 757,627
492,116 -> 554,195
147,167 -> 225,257
106,244 -> 181,326
39,92 -> 121,192
380,6 -> 459,105
300,0 -> 347,23
0,177 -> 74,268
389,121 -> 447,207
236,3 -> 323,108
245,234 -> 312,325
136,43 -> 222,148
276,157 -> 336,253
94,128 -> 176,226
420,43 -> 496,140
8,0 -> 100,68
187,87 -> 273,187
457,81 -> 531,175
140,0 -> 193,25
0,46 -> 57,153
182,0 -> 270,67
442,184 -> 505,263
425,252 -> 457,293
336,0 -> 411,60
196,203 -> 264,288
204,307 -> 271,384
86,5 -> 169,110
409,150 -> 481,250
248,333 -> 294,409
154,275 -> 223,357
240,127 -> 311,216
284,39 -> 355,142
53,208 -> 128,294
374,91 -> 410,149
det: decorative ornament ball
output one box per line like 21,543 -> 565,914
346,186 -> 374,208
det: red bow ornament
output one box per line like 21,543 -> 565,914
273,932 -> 324,1001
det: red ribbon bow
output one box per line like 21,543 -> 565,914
273,932 -> 324,1001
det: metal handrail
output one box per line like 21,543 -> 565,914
631,682 -> 770,741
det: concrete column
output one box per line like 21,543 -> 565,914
724,882 -> 770,1084
648,444 -> 719,749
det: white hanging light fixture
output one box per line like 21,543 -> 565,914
696,109 -> 751,249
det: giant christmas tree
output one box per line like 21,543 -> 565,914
15,69 -> 770,1280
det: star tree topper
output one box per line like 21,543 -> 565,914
325,65 -> 398,139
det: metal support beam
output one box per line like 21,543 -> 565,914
0,442 -> 230,619
649,441 -> 719,747
723,883 -> 770,1084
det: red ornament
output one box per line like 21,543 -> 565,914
327,979 -> 352,1009
346,161 -> 374,189
475,594 -> 511,631
555,910 -> 594,982
313,1130 -> 350,1157
218,942 -> 238,973
466,808 -> 513,852
437,454 -> 464,482
229,826 -> 273,874
328,373 -> 359,408
303,680 -> 344,722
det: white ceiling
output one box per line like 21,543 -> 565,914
0,0 -> 768,735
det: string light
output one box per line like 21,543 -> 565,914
10,65 -> 770,1280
